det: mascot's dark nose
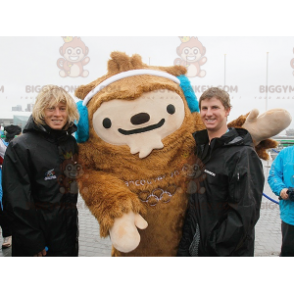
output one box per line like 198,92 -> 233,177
130,112 -> 150,125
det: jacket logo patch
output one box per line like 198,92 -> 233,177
44,169 -> 57,181
204,169 -> 216,177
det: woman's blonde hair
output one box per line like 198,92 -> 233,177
32,85 -> 79,129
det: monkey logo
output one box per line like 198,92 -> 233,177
174,36 -> 207,78
178,153 -> 206,195
57,152 -> 84,194
57,36 -> 90,78
291,47 -> 294,76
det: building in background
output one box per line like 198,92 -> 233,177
286,129 -> 294,136
0,113 -> 13,127
25,103 -> 34,112
11,105 -> 22,111
0,104 -> 34,129
13,113 -> 31,130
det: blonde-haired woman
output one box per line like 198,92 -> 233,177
2,85 -> 81,256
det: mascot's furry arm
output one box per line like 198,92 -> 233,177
77,144 -> 147,252
228,108 -> 292,160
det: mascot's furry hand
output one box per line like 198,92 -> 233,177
228,108 -> 292,160
109,212 -> 148,253
243,108 -> 292,145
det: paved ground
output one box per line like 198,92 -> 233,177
0,160 -> 283,257
255,160 -> 282,256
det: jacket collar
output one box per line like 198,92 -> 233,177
194,128 -> 254,164
23,115 -> 77,138
194,127 -> 254,148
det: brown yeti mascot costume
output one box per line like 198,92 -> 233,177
75,52 -> 291,256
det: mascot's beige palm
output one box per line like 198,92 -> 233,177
75,52 -> 291,256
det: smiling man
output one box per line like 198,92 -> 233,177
178,87 -> 265,256
43,102 -> 68,130
200,95 -> 231,141
2,85 -> 80,257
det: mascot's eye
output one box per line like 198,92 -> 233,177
193,49 -> 198,54
67,49 -> 72,54
103,118 -> 112,129
67,165 -> 72,171
167,104 -> 175,115
184,49 -> 189,54
76,49 -> 81,54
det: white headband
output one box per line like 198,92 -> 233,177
82,69 -> 180,106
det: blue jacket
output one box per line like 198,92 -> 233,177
268,146 -> 294,226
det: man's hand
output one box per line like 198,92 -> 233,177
280,188 -> 289,200
34,248 -> 47,257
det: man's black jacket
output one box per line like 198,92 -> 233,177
177,128 -> 264,256
2,116 -> 79,256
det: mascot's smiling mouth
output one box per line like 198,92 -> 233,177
118,119 -> 165,135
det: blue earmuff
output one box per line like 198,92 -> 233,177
75,100 -> 89,143
177,75 -> 199,113
75,74 -> 198,143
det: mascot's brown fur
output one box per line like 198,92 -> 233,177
75,52 -> 291,256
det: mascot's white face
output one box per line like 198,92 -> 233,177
93,89 -> 185,158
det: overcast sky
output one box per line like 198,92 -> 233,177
1,36 -> 293,131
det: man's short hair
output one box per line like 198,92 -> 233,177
199,87 -> 232,110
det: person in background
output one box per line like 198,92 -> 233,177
0,138 -> 7,162
0,137 -> 11,248
177,87 -> 264,256
2,85 -> 80,256
268,145 -> 294,256
0,126 -> 5,139
0,125 -> 21,248
4,125 -> 22,143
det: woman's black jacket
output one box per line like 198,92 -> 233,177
177,128 -> 264,256
2,116 -> 79,256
